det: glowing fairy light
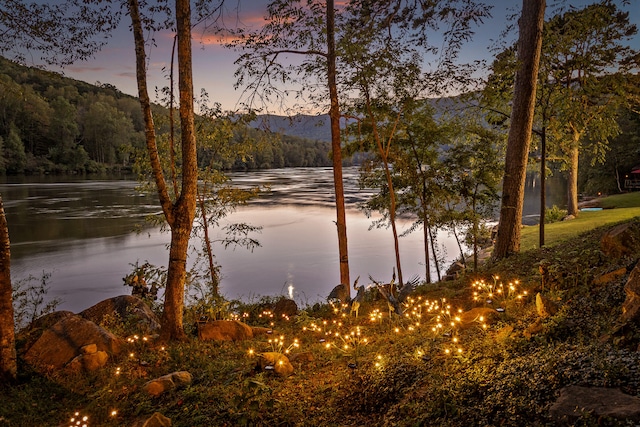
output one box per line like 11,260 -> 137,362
69,412 -> 88,427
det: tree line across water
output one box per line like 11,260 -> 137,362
0,56 -> 335,175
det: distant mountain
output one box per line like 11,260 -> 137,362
251,114 -> 333,142
250,96 -> 478,142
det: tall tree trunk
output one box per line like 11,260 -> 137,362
161,0 -> 198,341
128,0 -> 197,341
364,95 -> 404,286
412,142 -> 431,283
493,0 -> 546,260
0,194 -> 16,382
566,134 -> 580,217
327,0 -> 350,298
539,127 -> 546,247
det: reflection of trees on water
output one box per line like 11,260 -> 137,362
0,179 -> 159,259
522,172 -> 567,224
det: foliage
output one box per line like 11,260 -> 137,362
122,261 -> 164,306
0,57 -> 332,175
520,205 -> 640,251
5,215 -> 640,425
11,271 -> 60,331
544,205 -> 567,224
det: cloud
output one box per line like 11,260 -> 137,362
115,71 -> 136,79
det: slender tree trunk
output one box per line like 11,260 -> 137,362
365,95 -> 404,286
382,159 -> 403,286
0,194 -> 16,382
412,142 -> 431,283
428,224 -> 441,282
198,186 -> 219,295
129,0 -> 197,341
128,0 -> 172,220
422,215 -> 431,283
327,0 -> 350,298
472,194 -> 478,272
494,0 -> 546,259
539,127 -> 546,247
566,134 -> 580,217
161,0 -> 198,341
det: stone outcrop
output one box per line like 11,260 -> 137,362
535,293 -> 558,318
274,298 -> 298,319
24,314 -> 122,372
197,320 -> 254,341
458,307 -> 499,329
256,352 -> 294,377
66,344 -> 109,373
16,310 -> 75,352
619,262 -> 640,325
549,385 -> 640,424
601,223 -> 640,258
80,295 -> 160,333
144,371 -> 192,397
594,267 -> 628,285
142,412 -> 172,427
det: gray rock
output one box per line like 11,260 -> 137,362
144,371 -> 192,397
535,293 -> 558,318
142,412 -> 171,427
601,223 -> 640,258
257,352 -> 294,377
24,314 -> 122,372
197,320 -> 254,341
620,262 -> 640,324
274,298 -> 298,319
550,385 -> 640,424
80,295 -> 160,333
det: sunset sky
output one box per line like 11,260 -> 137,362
39,0 -> 639,114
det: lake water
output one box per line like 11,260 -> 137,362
1,167 -> 563,313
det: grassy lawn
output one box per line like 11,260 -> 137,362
520,192 -> 640,250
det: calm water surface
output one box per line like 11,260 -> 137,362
1,167 -> 562,313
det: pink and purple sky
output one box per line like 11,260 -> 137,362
38,1 -> 639,114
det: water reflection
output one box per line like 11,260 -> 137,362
1,167 -> 565,313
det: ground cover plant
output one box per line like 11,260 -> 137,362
2,194 -> 640,426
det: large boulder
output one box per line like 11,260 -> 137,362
256,352 -> 294,377
601,222 -> 640,258
80,295 -> 160,333
274,298 -> 298,319
549,385 -> 640,424
24,314 -> 122,372
197,320 -> 254,341
16,310 -> 75,353
620,262 -> 640,325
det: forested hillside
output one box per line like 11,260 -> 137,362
0,57 -> 334,174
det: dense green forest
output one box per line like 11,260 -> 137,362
0,56 -> 334,174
